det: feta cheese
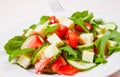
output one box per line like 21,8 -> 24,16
47,33 -> 64,47
82,50 -> 94,62
79,33 -> 93,45
17,55 -> 31,68
59,18 -> 74,30
44,44 -> 59,58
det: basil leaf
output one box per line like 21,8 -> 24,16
74,17 -> 89,33
40,16 -> 50,24
45,24 -> 58,34
9,48 -> 35,62
23,24 -> 37,33
4,36 -> 27,55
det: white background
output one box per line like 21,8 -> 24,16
0,0 -> 120,77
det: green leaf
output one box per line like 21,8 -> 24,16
45,24 -> 58,34
71,10 -> 88,19
9,48 -> 35,62
94,31 -> 111,64
23,24 -> 37,33
4,36 -> 27,55
40,16 -> 50,24
60,45 -> 78,59
74,17 -> 89,33
83,12 -> 94,22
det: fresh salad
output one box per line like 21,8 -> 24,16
4,10 -> 120,75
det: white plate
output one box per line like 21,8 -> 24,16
0,11 -> 120,77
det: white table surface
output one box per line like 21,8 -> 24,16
0,0 -> 120,77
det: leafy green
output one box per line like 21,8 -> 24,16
40,16 -> 50,24
45,24 -> 58,34
9,48 -> 35,62
23,24 -> 37,33
94,31 -> 111,64
73,17 -> 89,33
108,30 -> 120,55
83,12 -> 94,22
4,36 -> 27,55
60,45 -> 81,60
70,10 -> 94,33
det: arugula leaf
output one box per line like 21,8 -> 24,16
90,18 -> 103,26
60,45 -> 81,60
4,36 -> 27,55
9,48 -> 35,62
94,31 -> 111,64
108,30 -> 120,55
73,17 -> 89,33
83,12 -> 94,22
60,45 -> 77,58
40,16 -> 50,24
45,24 -> 58,34
71,10 -> 88,19
23,24 -> 37,33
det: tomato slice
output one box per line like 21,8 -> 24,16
49,16 -> 58,24
75,22 -> 92,32
66,30 -> 79,48
28,35 -> 43,49
57,64 -> 79,75
35,57 -> 51,74
55,24 -> 68,38
50,56 -> 67,72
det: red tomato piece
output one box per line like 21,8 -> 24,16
55,24 -> 68,38
35,58 -> 51,74
28,35 -> 43,49
49,16 -> 58,24
50,56 -> 67,72
57,64 -> 79,75
75,22 -> 92,32
66,30 -> 79,48
94,46 -> 98,54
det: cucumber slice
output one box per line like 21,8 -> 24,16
67,60 -> 96,70
76,43 -> 94,50
47,50 -> 62,66
31,44 -> 48,65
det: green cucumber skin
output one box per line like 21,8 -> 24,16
76,43 -> 94,51
31,44 -> 49,65
67,60 -> 97,71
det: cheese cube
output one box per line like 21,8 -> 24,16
17,55 -> 31,68
82,50 -> 94,62
79,33 -> 93,45
59,18 -> 74,30
34,21 -> 48,37
44,44 -> 59,58
47,33 -> 64,47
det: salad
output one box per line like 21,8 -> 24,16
4,10 -> 120,75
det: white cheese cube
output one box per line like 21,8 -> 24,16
44,44 -> 59,58
82,50 -> 94,62
47,33 -> 64,47
24,29 -> 34,37
79,33 -> 93,45
59,18 -> 74,30
34,24 -> 47,37
17,55 -> 31,68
